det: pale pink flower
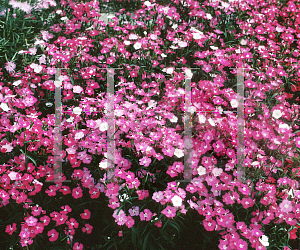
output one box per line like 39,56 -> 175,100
4,61 -> 16,73
25,216 -> 38,227
139,156 -> 151,167
279,199 -> 293,213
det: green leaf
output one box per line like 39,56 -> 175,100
143,229 -> 153,250
27,154 -> 37,167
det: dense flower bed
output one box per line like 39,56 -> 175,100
0,0 -> 300,249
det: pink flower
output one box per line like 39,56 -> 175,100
82,223 -> 93,234
139,156 -> 151,167
73,242 -> 84,250
25,216 -> 38,226
47,229 -> 59,242
140,209 -> 153,221
236,239 -> 248,250
113,209 -> 127,226
203,218 -> 216,231
162,145 -> 175,157
136,189 -> 149,200
126,215 -> 135,228
202,64 -> 212,73
161,205 -> 177,218
213,140 -> 225,153
72,187 -> 83,199
5,223 -> 17,235
166,165 -> 178,178
80,209 -> 91,219
279,199 -> 293,213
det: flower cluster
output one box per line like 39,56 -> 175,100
0,0 -> 300,249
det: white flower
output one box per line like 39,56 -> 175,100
45,102 -> 53,107
177,88 -> 185,95
73,107 -> 82,115
279,123 -> 290,130
66,117 -> 74,123
144,1 -> 151,7
259,235 -> 269,247
13,80 -> 22,86
150,34 -> 158,40
197,166 -> 206,176
210,46 -> 219,50
133,42 -> 142,50
147,100 -> 157,109
170,115 -> 178,123
288,188 -> 295,198
178,41 -> 188,47
251,161 -> 260,167
54,81 -> 62,87
128,33 -> 138,40
185,68 -> 193,79
192,32 -> 203,40
171,195 -> 183,207
124,40 -> 131,45
230,99 -> 238,108
30,63 -> 43,73
240,39 -> 247,45
99,122 -> 108,131
272,109 -> 282,119
107,14 -> 115,19
174,148 -> 184,158
119,193 -> 129,202
198,113 -> 206,124
221,2 -> 230,8
73,85 -> 83,94
99,160 -> 108,169
163,67 -> 174,74
172,23 -> 178,30
206,13 -> 212,19
143,31 -> 147,35
208,118 -> 215,126
0,103 -> 10,112
61,16 -> 68,21
161,53 -> 167,58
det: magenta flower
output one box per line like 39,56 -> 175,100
202,64 -> 212,73
47,229 -> 59,242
